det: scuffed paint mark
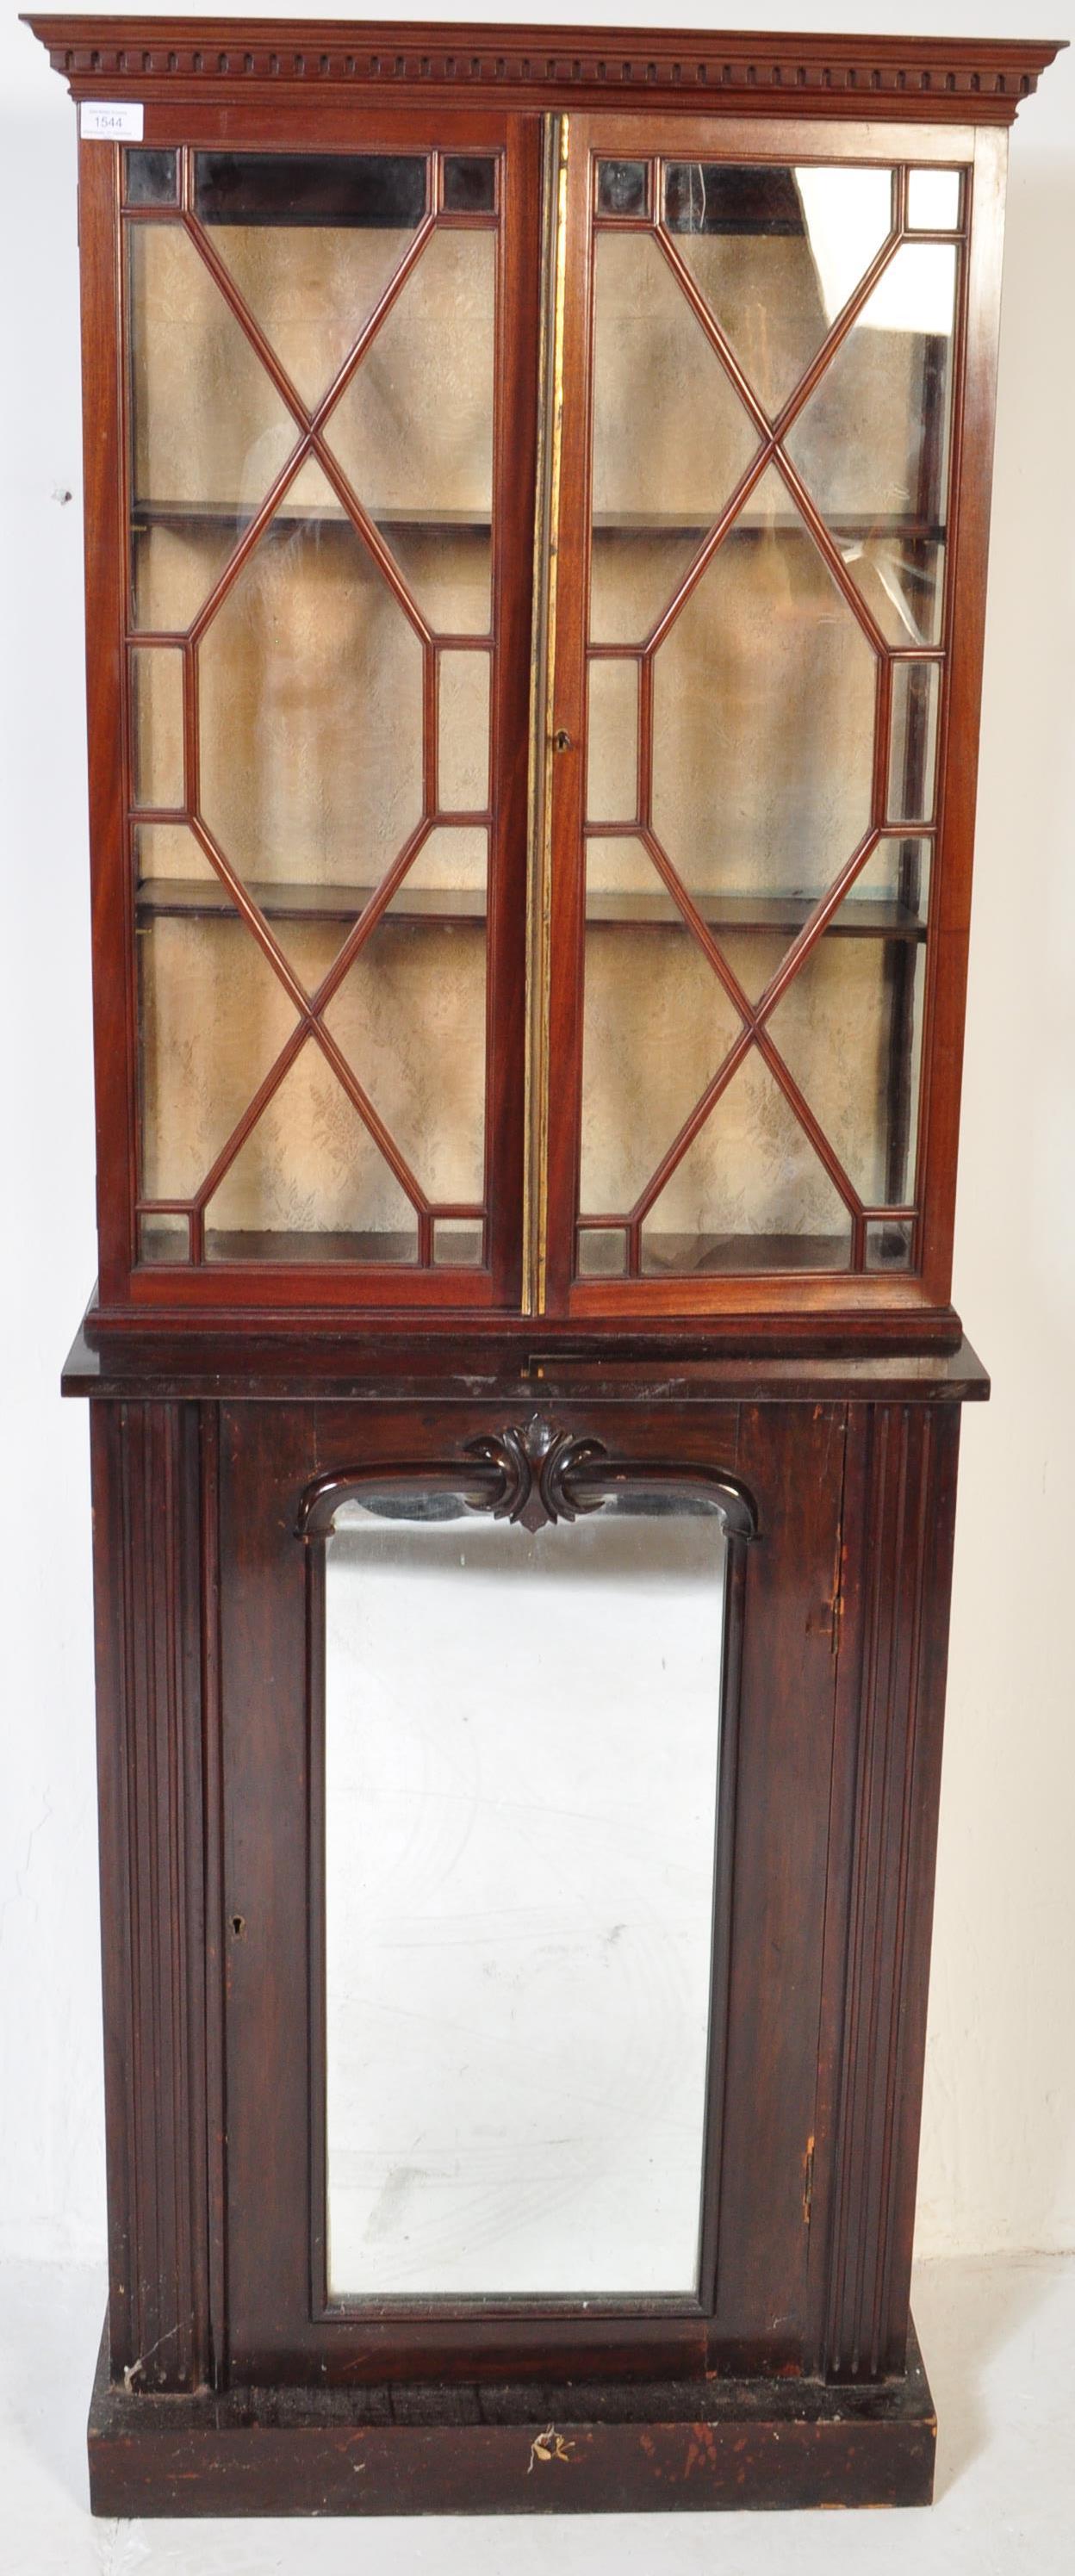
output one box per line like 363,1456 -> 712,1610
528,2423 -> 575,2473
121,2317 -> 189,2391
681,2424 -> 719,2479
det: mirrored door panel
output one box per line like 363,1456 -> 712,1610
222,1402 -> 843,2381
323,1491 -> 727,2300
568,139 -> 964,1292
123,133 -> 530,1294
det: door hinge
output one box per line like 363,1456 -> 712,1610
802,2134 -> 815,2230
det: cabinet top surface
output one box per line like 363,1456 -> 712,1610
25,16 -> 1065,121
60,1308 -> 990,1403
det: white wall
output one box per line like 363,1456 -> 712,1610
1,0 -> 1072,2267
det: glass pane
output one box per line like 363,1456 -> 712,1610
325,1492 -> 726,2297
834,531 -> 946,650
131,504 -> 257,636
134,819 -> 227,901
597,160 -> 649,219
128,223 -> 299,518
829,832 -> 931,917
691,831 -> 932,1014
639,1052 -> 854,1273
196,152 -> 427,227
587,660 -> 638,824
888,662 -> 941,822
196,461 -> 424,974
137,911 -> 300,1201
127,220 -> 302,632
765,852 -> 929,1208
784,242 -> 958,620
581,847 -> 744,1217
438,652 -> 490,813
138,1212 -> 189,1263
907,168 -> 962,232
577,153 -> 956,1286
203,1040 -> 419,1263
196,153 -> 427,411
443,156 -> 496,214
126,174 -> 497,1281
137,835 -> 488,1244
592,231 -> 760,527
384,825 -> 488,917
585,833 -> 673,899
125,147 -> 177,206
662,162 -> 893,420
650,462 -> 876,903
325,229 -> 494,630
590,527 -> 700,646
432,1220 -> 483,1264
323,909 -> 488,1207
383,524 -> 491,636
577,1227 -> 628,1277
130,646 -> 184,807
792,238 -> 957,512
867,1218 -> 914,1268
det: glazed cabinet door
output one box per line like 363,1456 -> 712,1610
220,1398 -> 847,2385
538,114 -> 997,1328
90,112 -> 540,1312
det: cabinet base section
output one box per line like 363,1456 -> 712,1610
87,2317 -> 935,2517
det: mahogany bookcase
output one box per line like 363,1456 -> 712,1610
28,15 -> 1060,2517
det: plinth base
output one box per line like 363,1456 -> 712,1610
87,2315 -> 935,2515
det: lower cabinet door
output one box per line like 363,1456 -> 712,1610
221,1395 -> 847,2385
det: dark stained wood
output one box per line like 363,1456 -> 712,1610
78,132 -> 133,1313
86,2309 -> 936,2516
709,1403 -> 845,2373
25,11 -> 1051,2523
80,1377 -> 969,2452
485,111 -> 543,1311
299,1429 -> 758,1540
28,17 -> 1062,123
916,125 -> 1010,1312
89,1401 -> 215,2390
545,103 -> 1018,1332
817,1403 -> 961,2380
77,1365 -> 976,2498
27,20 -> 1058,1337
61,83 -> 542,1326
61,1310 -> 991,1405
134,875 -> 928,940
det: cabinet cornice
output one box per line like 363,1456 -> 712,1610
24,17 -> 1066,125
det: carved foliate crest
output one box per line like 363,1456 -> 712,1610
465,1417 -> 607,1533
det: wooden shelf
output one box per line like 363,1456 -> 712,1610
634,1232 -> 853,1276
136,877 -> 488,926
131,500 -> 493,534
130,500 -> 947,544
203,1229 -> 422,1265
136,878 -> 927,940
590,513 -> 947,543
585,891 -> 927,940
186,1230 -> 864,1278
142,1226 -> 883,1277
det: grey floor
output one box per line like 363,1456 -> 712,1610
1,2252 -> 1072,2572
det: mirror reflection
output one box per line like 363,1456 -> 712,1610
324,1491 -> 727,2299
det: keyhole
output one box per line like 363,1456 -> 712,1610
552,727 -> 572,753
231,1915 -> 245,1939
